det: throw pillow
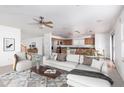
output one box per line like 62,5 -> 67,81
82,56 -> 92,66
56,53 -> 67,61
79,55 -> 84,64
51,53 -> 57,60
91,59 -> 104,70
66,54 -> 80,63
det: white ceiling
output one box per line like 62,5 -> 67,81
0,5 -> 123,39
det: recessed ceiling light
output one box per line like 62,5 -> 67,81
89,30 -> 92,32
75,30 -> 80,33
96,19 -> 103,22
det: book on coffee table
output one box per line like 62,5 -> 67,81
44,69 -> 56,74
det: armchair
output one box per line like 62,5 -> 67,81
13,52 -> 32,72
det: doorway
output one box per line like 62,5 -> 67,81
111,32 -> 115,63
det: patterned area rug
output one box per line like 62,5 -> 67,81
0,70 -> 68,87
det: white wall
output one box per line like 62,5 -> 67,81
122,42 -> 124,58
43,33 -> 52,58
22,37 -> 43,55
22,33 -> 52,58
95,33 -> 110,58
0,25 -> 21,66
111,9 -> 124,80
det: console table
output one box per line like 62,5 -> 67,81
27,48 -> 38,54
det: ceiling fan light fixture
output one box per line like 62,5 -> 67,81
75,30 -> 80,33
96,19 -> 103,23
41,24 -> 45,28
89,30 -> 92,33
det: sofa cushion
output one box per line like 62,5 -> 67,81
59,61 -> 77,68
50,53 -> 57,60
47,59 -> 77,68
67,74 -> 111,87
76,65 -> 100,72
16,60 -> 32,71
91,59 -> 104,70
56,53 -> 67,61
66,54 -> 79,63
79,55 -> 84,64
82,56 -> 92,66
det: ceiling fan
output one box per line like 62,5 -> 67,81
33,16 -> 53,28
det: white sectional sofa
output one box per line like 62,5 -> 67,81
43,53 -> 111,87
43,59 -> 77,71
67,64 -> 111,87
43,53 -> 108,73
43,54 -> 80,71
67,74 -> 111,87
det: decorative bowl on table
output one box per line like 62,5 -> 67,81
44,69 -> 57,74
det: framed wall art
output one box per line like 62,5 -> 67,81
3,38 -> 15,51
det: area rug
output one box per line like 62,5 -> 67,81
0,70 -> 68,87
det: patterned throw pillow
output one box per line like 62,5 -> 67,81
91,59 -> 104,70
82,56 -> 92,66
56,53 -> 67,61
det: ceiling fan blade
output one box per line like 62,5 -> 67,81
43,21 -> 53,24
43,23 -> 53,28
75,31 -> 80,33
33,18 -> 40,22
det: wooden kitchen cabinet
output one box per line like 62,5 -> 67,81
85,38 -> 95,45
62,39 -> 72,45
